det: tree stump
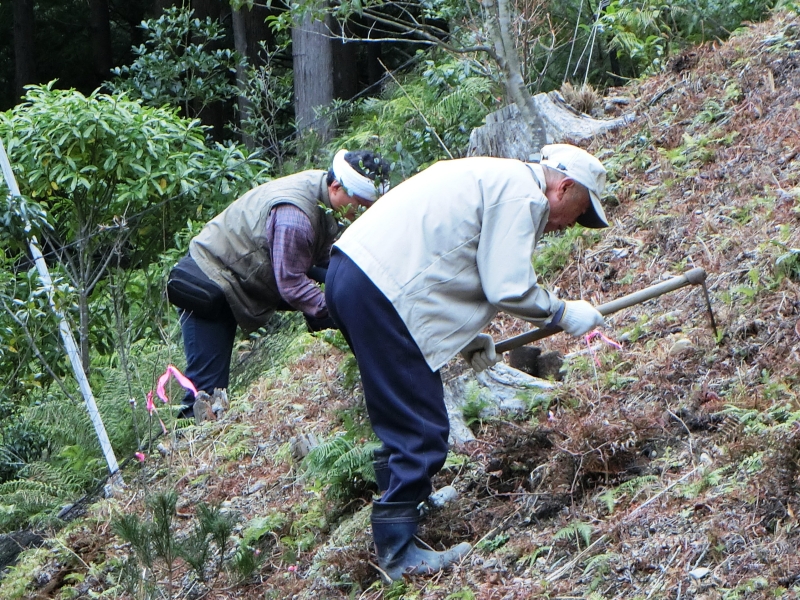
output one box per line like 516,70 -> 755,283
468,91 -> 635,160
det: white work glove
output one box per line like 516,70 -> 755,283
460,333 -> 500,372
558,300 -> 605,337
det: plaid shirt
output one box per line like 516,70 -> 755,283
266,204 -> 331,318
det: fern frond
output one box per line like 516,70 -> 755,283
609,30 -> 648,54
617,475 -> 658,495
554,521 -> 593,547
553,524 -> 575,541
583,552 -> 619,575
0,477 -> 65,497
20,461 -> 83,494
432,77 -> 492,124
331,443 -> 375,479
299,434 -> 379,500
301,434 -> 354,477
575,522 -> 593,547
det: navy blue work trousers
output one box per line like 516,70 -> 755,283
179,304 -> 238,406
325,250 -> 450,503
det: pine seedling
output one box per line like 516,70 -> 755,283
198,502 -> 236,577
149,491 -> 181,596
554,521 -> 593,551
113,491 -> 183,597
112,513 -> 154,570
229,541 -> 265,582
179,529 -> 212,583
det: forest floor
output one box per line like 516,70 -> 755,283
3,8 -> 800,600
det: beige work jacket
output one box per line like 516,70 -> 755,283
334,157 -> 564,371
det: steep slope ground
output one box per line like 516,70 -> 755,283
3,8 -> 800,600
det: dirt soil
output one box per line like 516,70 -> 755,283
9,9 -> 800,600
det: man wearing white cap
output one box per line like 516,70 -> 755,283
324,143 -> 608,581
167,149 -> 390,417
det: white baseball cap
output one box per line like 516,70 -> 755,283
538,144 -> 608,229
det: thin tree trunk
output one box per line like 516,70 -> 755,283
482,0 -> 547,151
12,0 -> 37,101
292,1 -> 334,140
89,0 -> 113,87
79,291 -> 91,376
232,8 -> 254,150
78,234 -> 91,375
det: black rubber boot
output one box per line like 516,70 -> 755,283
372,447 -> 391,493
371,501 -> 471,582
176,391 -> 195,419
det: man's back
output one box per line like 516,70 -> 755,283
335,157 -> 557,370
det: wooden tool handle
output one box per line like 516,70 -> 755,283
494,268 -> 707,354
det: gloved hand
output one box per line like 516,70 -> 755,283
460,333 -> 499,372
304,313 -> 338,332
558,300 -> 605,336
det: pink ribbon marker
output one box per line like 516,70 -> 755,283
156,364 -> 197,403
584,330 -> 623,366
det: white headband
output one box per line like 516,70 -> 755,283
332,149 -> 388,203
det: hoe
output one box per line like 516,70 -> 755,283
495,267 -> 718,355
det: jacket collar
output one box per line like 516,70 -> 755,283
524,162 -> 550,240
524,162 -> 547,192
318,172 -> 332,209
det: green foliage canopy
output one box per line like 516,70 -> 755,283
109,7 -> 241,120
333,55 -> 495,177
0,81 -> 267,403
0,82 -> 265,268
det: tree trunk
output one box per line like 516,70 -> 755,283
79,290 -> 91,376
366,42 -> 383,88
88,0 -> 113,87
232,8 -> 254,149
12,0 -> 37,101
190,0 -> 226,141
242,2 -> 274,66
331,19 -> 359,102
292,1 -> 334,140
483,0 -> 544,140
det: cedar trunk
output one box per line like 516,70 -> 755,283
232,8 -> 254,149
292,2 -> 334,140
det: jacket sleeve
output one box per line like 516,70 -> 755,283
475,196 -> 564,323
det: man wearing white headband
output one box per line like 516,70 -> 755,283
324,143 -> 608,581
167,149 -> 390,418
332,148 -> 390,205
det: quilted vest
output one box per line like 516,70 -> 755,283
190,170 -> 338,332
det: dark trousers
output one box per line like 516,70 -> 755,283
179,304 -> 238,406
325,251 -> 449,503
